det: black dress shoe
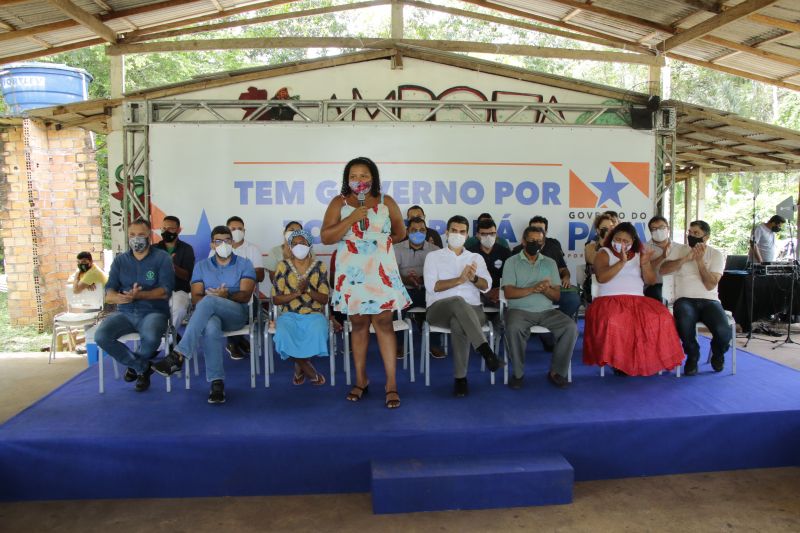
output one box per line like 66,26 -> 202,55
547,372 -> 569,389
684,359 -> 699,376
476,343 -> 505,372
135,367 -> 153,392
123,367 -> 137,383
508,375 -> 524,390
453,377 -> 469,397
710,352 -> 724,373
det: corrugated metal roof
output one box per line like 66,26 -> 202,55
0,0 -> 798,93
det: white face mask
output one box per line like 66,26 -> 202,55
612,241 -> 631,254
479,235 -> 496,249
231,229 -> 245,243
291,244 -> 311,260
447,233 -> 466,250
651,228 -> 669,242
216,242 -> 233,259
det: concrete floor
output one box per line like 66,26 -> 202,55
1,331 -> 799,532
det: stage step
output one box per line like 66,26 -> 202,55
370,452 -> 573,514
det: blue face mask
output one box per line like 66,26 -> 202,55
408,231 -> 426,245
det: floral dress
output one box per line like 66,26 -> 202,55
331,194 -> 411,315
273,259 -> 330,360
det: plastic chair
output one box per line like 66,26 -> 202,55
343,309 -> 414,385
50,283 -> 104,361
497,290 -> 571,385
184,296 -> 261,389
264,303 -> 335,388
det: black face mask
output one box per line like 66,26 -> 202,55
525,242 -> 542,256
77,263 -> 90,272
771,225 -> 782,233
687,235 -> 704,248
161,231 -> 177,243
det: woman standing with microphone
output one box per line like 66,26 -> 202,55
321,157 -> 410,408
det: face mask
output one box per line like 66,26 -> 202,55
215,242 -> 233,259
480,235 -> 496,249
687,235 -> 704,248
231,229 -> 245,243
291,244 -> 311,260
161,230 -> 177,243
651,228 -> 669,242
612,241 -> 631,254
408,231 -> 426,246
78,263 -> 90,272
525,242 -> 542,256
349,180 -> 371,195
129,236 -> 149,253
771,225 -> 782,233
447,233 -> 466,250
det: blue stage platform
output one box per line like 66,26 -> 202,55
2,328 -> 800,503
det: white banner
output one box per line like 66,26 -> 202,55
148,122 -> 655,279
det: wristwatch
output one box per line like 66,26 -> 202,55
471,274 -> 479,284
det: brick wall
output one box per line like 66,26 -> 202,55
0,119 -> 103,330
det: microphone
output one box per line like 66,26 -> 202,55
357,192 -> 367,231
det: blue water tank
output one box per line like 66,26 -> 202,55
0,62 -> 93,114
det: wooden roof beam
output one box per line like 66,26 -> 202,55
107,37 -> 665,65
748,13 -> 800,33
702,35 -> 800,69
682,122 -> 800,155
666,52 -> 800,92
46,0 -> 117,43
546,0 -> 673,34
660,0 -> 780,52
677,105 -> 800,144
676,134 -> 793,164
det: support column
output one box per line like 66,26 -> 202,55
648,63 -> 662,97
695,167 -> 706,221
683,174 -> 693,244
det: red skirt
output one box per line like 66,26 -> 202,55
583,294 -> 684,376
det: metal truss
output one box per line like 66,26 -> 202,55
121,125 -> 149,238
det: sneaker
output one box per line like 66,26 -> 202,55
508,375 -> 524,390
123,367 -> 138,383
453,377 -> 469,397
152,350 -> 184,377
208,379 -> 226,404
430,347 -> 446,359
135,367 -> 153,392
710,352 -> 724,373
227,343 -> 245,361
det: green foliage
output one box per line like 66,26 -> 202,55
0,293 -> 52,351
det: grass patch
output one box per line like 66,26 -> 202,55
0,292 -> 52,352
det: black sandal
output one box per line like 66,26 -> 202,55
385,390 -> 401,409
346,384 -> 369,402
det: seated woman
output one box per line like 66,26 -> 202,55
583,222 -> 684,376
272,229 -> 330,385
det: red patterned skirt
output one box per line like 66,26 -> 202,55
583,294 -> 684,376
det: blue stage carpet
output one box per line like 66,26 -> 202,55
2,327 -> 800,502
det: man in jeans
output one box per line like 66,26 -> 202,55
154,225 -> 256,403
96,218 -> 174,392
660,220 -> 730,376
502,226 -> 577,389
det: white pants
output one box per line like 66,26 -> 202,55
170,291 -> 191,330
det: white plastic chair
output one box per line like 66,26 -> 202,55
264,303 -> 335,388
50,283 -> 104,361
420,306 -> 495,387
497,290 -> 571,385
96,316 -> 174,393
343,309 -> 414,385
184,296 -> 261,389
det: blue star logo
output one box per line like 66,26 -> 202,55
591,168 -> 628,207
179,209 -> 212,262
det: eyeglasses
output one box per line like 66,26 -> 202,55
213,238 -> 233,245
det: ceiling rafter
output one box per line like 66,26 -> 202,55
46,0 -> 118,43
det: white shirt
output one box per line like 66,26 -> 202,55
596,248 -> 644,297
424,246 -> 492,307
751,223 -> 776,262
646,240 -> 679,284
667,243 -> 726,301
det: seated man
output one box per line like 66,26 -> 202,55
643,215 -> 677,304
154,225 -> 256,403
424,215 -> 504,397
394,216 -> 443,358
466,217 -> 511,319
660,220 -> 730,376
503,226 -> 578,389
155,215 -> 195,331
511,216 -> 579,318
464,213 -> 510,250
71,251 -> 107,294
402,205 -> 443,248
95,218 -> 174,392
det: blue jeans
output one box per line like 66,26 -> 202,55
176,295 -> 248,382
673,297 -> 732,363
95,311 -> 169,374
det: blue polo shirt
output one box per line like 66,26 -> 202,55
191,255 -> 256,308
106,248 -> 174,315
